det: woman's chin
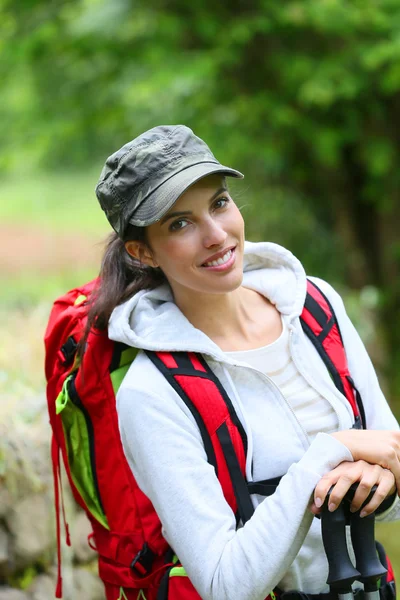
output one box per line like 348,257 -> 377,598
201,269 -> 244,295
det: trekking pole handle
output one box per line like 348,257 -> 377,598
321,488 -> 360,600
349,487 -> 387,600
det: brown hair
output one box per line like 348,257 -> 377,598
79,224 -> 166,357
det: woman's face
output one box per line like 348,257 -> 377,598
140,174 -> 245,300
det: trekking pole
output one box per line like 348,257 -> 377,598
321,489 -> 360,600
348,486 -> 387,600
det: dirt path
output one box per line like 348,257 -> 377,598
0,224 -> 106,273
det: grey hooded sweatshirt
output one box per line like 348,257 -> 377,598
109,241 -> 399,600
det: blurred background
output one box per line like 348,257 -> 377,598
1,0 -> 400,598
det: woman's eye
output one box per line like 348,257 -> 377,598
169,218 -> 189,232
213,196 -> 230,210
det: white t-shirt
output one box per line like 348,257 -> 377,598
226,318 -> 339,440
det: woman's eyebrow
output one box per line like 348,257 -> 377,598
161,210 -> 193,225
209,186 -> 227,203
160,187 -> 228,225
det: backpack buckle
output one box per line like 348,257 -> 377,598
60,336 -> 78,366
130,542 -> 154,577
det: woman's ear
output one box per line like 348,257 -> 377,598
125,241 -> 159,268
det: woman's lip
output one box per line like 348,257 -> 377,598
201,247 -> 236,271
201,246 -> 236,266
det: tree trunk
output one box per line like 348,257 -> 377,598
337,145 -> 400,410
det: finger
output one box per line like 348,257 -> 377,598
314,462 -> 357,509
309,502 -> 322,516
314,475 -> 342,510
349,479 -> 375,513
359,472 -> 396,517
314,477 -> 334,509
326,474 -> 357,512
350,467 -> 381,513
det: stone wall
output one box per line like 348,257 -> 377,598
0,394 -> 105,599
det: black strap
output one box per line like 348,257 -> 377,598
216,421 -> 254,524
171,352 -> 194,370
247,475 -> 282,497
304,293 -> 330,330
318,316 -> 335,343
109,340 -> 132,372
156,565 -> 173,600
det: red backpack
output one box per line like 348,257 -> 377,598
44,278 -> 393,600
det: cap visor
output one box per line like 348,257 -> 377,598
129,162 -> 243,226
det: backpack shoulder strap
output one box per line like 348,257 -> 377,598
145,350 -> 254,524
300,279 -> 366,429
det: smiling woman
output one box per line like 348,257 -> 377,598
56,125 -> 400,600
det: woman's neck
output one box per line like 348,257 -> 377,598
173,286 -> 282,351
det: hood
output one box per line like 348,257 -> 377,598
108,241 -> 307,358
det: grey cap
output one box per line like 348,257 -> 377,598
95,125 -> 244,237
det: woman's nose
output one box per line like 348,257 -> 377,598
202,218 -> 228,248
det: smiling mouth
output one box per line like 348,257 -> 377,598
202,247 -> 235,268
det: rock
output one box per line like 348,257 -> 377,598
0,588 -> 31,600
28,573 -> 57,600
44,551 -> 75,600
29,564 -> 105,600
0,415 -> 51,502
6,493 -> 54,569
0,487 -> 12,518
74,566 -> 105,600
71,511 -> 96,563
0,524 -> 13,578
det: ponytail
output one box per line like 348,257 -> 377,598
78,226 -> 166,357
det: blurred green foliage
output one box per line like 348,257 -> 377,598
1,0 -> 400,398
0,170 -> 105,231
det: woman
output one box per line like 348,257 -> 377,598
92,125 -> 400,600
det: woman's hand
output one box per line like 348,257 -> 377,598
331,429 -> 400,493
310,460 -> 396,517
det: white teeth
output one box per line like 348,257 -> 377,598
204,249 -> 232,267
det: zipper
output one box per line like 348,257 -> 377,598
67,372 -> 106,517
